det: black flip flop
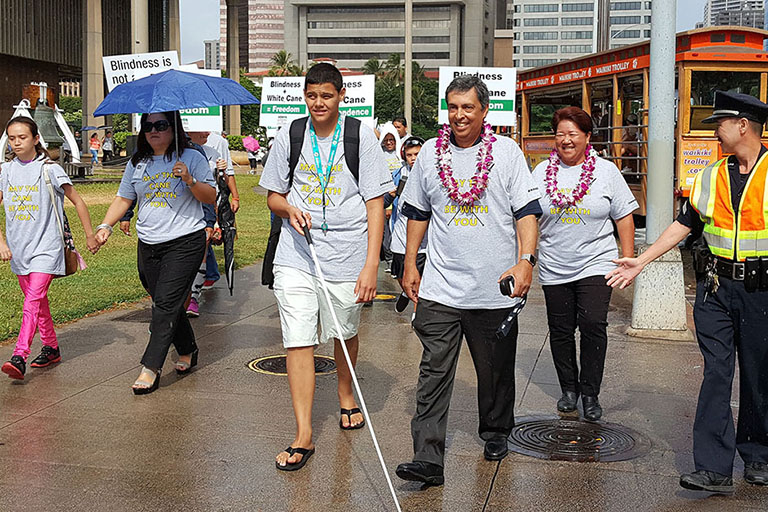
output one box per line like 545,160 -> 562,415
275,446 -> 315,471
339,407 -> 365,430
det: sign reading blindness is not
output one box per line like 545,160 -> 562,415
438,67 -> 517,127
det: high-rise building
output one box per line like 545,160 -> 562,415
204,39 -> 221,70
495,0 -> 652,71
219,0 -> 285,73
283,0 -> 495,71
702,0 -> 764,27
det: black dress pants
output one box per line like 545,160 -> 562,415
410,298 -> 518,468
542,275 -> 613,397
692,276 -> 768,475
137,230 -> 206,370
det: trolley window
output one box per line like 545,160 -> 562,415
689,71 -> 760,131
527,86 -> 582,135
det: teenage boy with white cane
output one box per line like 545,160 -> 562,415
259,63 -> 392,471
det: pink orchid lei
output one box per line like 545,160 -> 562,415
436,122 -> 496,206
545,144 -> 597,208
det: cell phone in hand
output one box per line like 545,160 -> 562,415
499,275 -> 515,296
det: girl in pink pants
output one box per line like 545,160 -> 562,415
0,117 -> 99,380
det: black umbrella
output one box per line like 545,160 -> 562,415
215,167 -> 236,295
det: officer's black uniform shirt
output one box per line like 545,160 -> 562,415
676,145 -> 768,242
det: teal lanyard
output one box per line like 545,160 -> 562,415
308,116 -> 343,233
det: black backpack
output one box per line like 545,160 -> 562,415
261,115 -> 362,287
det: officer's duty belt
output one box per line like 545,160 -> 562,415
715,258 -> 745,281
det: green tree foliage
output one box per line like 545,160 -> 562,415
112,113 -> 129,133
227,134 -> 245,151
60,95 -> 83,128
113,131 -> 131,151
372,54 -> 439,139
268,50 -> 304,77
239,69 -> 262,136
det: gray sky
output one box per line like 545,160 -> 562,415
180,0 -> 707,64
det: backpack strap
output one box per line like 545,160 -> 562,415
287,117 -> 309,187
343,115 -> 361,182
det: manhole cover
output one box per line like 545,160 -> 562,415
508,416 -> 651,462
247,355 -> 336,376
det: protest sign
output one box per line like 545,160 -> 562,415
438,67 -> 517,126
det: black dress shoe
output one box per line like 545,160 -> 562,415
557,391 -> 579,413
679,470 -> 734,493
745,462 -> 768,485
483,435 -> 509,461
396,461 -> 444,486
582,395 -> 602,421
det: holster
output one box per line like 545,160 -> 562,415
760,256 -> 768,290
744,257 -> 760,292
692,240 -> 713,274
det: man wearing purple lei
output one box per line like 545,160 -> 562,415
395,75 -> 542,486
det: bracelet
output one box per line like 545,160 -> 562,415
231,196 -> 240,200
96,223 -> 113,234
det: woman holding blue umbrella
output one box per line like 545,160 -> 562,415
94,111 -> 216,394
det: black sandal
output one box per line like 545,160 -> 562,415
275,446 -> 315,471
339,407 -> 365,430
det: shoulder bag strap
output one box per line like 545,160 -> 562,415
43,164 -> 67,247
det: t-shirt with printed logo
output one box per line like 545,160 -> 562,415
401,136 -> 541,309
532,156 -> 638,285
259,115 -> 393,281
1,157 -> 72,275
117,149 -> 214,244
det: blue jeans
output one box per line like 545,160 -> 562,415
205,245 -> 219,281
90,149 -> 98,164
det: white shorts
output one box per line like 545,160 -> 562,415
273,265 -> 363,349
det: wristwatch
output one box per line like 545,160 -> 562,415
189,176 -> 198,187
520,253 -> 537,267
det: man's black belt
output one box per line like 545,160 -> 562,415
715,258 -> 745,281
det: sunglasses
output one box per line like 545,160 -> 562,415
403,139 -> 424,147
141,120 -> 171,133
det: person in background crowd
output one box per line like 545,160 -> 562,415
389,136 -> 425,317
102,130 -> 114,163
94,111 -> 215,395
0,117 -> 99,380
393,116 -> 409,140
532,106 -> 637,421
89,133 -> 100,165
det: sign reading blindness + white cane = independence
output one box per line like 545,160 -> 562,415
260,75 -> 376,136
438,67 -> 517,127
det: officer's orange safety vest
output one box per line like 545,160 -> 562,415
689,152 -> 768,261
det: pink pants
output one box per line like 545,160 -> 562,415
14,273 -> 58,359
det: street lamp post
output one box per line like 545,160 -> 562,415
404,0 -> 413,130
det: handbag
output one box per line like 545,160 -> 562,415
43,164 -> 79,276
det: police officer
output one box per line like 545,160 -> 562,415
606,90 -> 768,494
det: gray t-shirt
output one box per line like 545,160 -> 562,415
206,132 -> 235,176
532,156 -> 638,285
1,157 -> 72,275
259,115 -> 393,281
117,150 -> 214,245
390,165 -> 427,255
402,136 -> 541,309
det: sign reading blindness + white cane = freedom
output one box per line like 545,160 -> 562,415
438,66 -> 517,127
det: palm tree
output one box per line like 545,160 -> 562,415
384,53 -> 404,82
269,50 -> 297,76
363,58 -> 386,78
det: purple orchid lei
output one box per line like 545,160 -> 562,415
545,144 -> 597,208
436,122 -> 496,206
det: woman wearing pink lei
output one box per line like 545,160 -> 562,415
532,106 -> 637,421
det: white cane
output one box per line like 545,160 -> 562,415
302,225 -> 402,512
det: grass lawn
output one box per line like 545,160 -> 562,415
0,174 -> 270,342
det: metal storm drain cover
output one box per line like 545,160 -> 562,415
247,355 -> 336,376
508,416 -> 651,462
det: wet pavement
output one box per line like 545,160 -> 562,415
0,262 -> 765,511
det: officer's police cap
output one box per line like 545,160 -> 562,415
702,90 -> 768,124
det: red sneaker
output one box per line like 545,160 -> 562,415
30,346 -> 61,368
1,356 -> 26,380
202,279 -> 217,290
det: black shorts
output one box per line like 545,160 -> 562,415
391,252 -> 426,279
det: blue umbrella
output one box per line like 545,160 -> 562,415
93,69 -> 259,116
